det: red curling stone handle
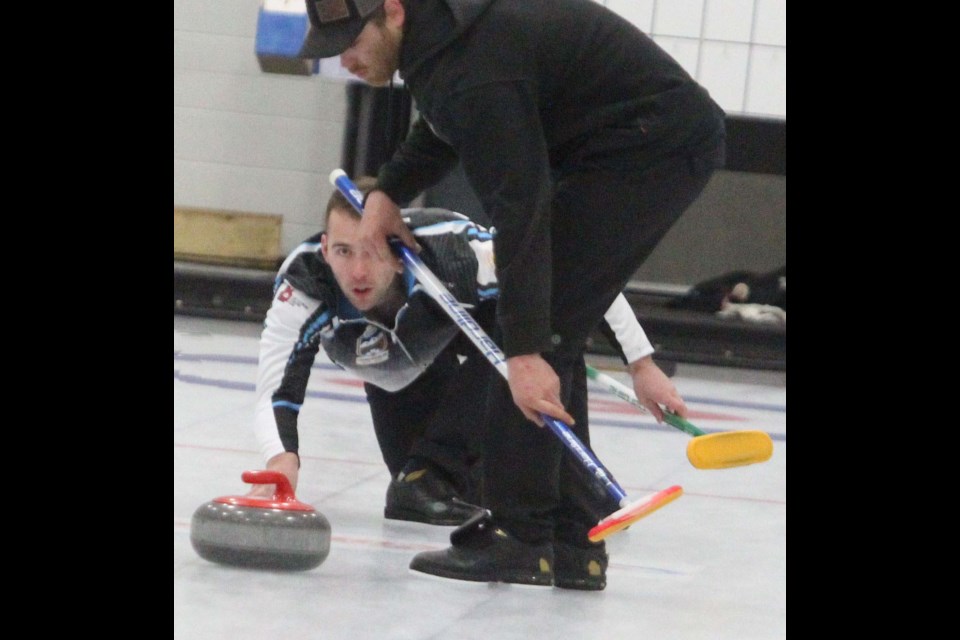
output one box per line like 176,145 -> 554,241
211,470 -> 315,510
241,470 -> 297,502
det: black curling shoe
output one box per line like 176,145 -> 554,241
409,511 -> 553,586
553,540 -> 608,591
384,467 -> 484,526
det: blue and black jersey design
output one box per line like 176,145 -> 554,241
274,208 -> 497,394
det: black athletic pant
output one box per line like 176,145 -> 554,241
483,146 -> 723,546
364,301 -> 497,501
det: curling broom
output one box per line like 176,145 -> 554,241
585,364 -> 773,469
330,169 -> 680,542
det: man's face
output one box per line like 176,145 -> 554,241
321,207 -> 404,312
339,11 -> 402,86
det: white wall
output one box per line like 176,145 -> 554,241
597,0 -> 786,118
174,0 -> 349,252
174,0 -> 786,256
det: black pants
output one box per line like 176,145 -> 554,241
482,147 -> 723,545
364,301 -> 497,502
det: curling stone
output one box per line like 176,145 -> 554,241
190,470 -> 331,571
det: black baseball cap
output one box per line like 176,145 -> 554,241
299,0 -> 386,59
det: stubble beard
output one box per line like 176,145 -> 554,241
368,24 -> 401,86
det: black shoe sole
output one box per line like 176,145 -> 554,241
383,506 -> 470,526
554,577 -> 606,591
410,561 -> 553,587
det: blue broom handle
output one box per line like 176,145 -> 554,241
330,170 -> 627,506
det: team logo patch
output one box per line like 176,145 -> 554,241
276,284 -> 309,309
355,325 -> 389,365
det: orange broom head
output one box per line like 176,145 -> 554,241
587,485 -> 683,542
